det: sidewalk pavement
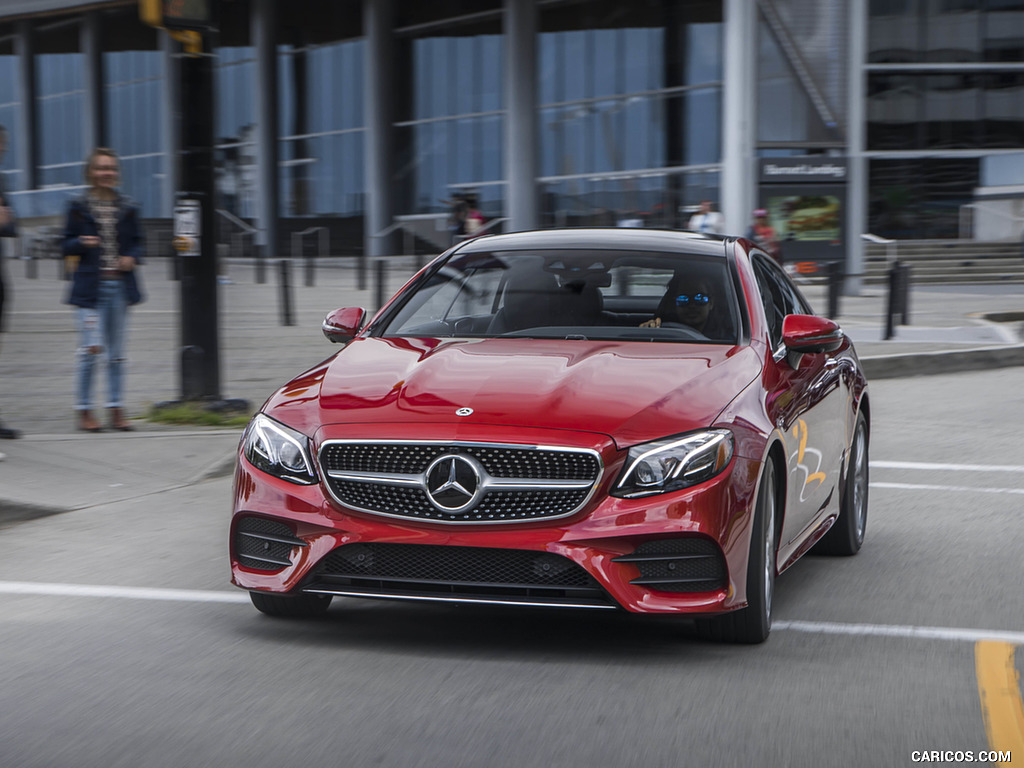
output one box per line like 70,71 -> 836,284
2,254 -> 1022,522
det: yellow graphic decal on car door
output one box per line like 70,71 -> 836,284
792,419 -> 827,501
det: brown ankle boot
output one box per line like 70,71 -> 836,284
109,407 -> 134,432
78,410 -> 103,433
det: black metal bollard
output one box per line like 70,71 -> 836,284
279,259 -> 294,326
884,261 -> 902,340
305,243 -> 315,287
899,262 -> 911,325
25,247 -> 37,279
375,259 -> 387,312
255,245 -> 267,284
826,261 -> 843,319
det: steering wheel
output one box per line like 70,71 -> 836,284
658,321 -> 709,341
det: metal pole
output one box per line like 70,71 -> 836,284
721,0 -> 756,235
899,263 -> 911,325
375,258 -> 387,313
279,258 -> 294,326
363,0 -> 394,289
305,232 -> 315,287
844,0 -> 867,296
178,39 -> 221,400
827,261 -> 842,319
884,263 -> 898,340
505,0 -> 539,231
25,238 -> 37,279
319,226 -> 328,277
253,0 -> 279,287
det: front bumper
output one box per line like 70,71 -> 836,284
230,436 -> 761,615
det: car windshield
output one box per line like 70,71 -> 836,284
376,249 -> 741,344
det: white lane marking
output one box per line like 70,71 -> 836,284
872,482 -> 1024,495
0,581 -> 249,604
776,620 -> 1024,646
872,461 -> 1024,473
1,581 -> 1023,646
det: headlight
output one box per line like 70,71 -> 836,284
243,413 -> 318,485
612,429 -> 733,499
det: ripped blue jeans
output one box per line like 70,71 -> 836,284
75,279 -> 129,411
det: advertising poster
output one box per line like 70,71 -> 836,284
766,194 -> 842,244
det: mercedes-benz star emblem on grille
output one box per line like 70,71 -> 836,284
424,454 -> 484,513
456,407 -> 473,416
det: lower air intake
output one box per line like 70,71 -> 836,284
307,542 -> 611,607
234,516 -> 306,571
612,538 -> 727,593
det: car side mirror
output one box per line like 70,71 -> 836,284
322,307 -> 366,344
781,314 -> 845,356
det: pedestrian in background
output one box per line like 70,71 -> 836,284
747,208 -> 782,265
688,199 -> 724,235
0,124 -> 21,444
463,192 -> 485,238
62,147 -> 144,433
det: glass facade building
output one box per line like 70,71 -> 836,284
0,0 -> 1020,255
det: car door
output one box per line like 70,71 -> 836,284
752,257 -> 848,551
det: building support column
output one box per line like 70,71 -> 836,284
364,0 -> 394,279
14,20 -> 37,191
81,11 -> 104,154
161,32 -> 181,218
721,0 -> 756,237
504,0 -> 538,231
845,0 -> 867,296
253,0 -> 280,275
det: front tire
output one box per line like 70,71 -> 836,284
697,461 -> 777,644
249,591 -> 332,618
814,411 -> 868,556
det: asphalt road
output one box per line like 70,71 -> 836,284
1,369 -> 1022,768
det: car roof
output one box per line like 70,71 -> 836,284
455,228 -> 733,259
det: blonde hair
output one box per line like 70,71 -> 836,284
84,147 -> 119,187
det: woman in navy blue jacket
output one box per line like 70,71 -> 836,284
62,147 -> 144,432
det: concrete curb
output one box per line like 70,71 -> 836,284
0,499 -> 72,526
188,452 -> 239,484
861,344 -> 1024,380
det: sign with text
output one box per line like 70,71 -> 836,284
757,157 -> 847,265
173,199 -> 201,257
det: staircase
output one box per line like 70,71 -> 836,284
863,240 -> 1024,285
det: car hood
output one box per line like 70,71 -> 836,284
265,337 -> 763,447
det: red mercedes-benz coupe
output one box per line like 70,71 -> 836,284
231,228 -> 869,643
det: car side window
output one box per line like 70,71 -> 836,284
752,257 -> 801,350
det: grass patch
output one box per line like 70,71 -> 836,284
149,400 -> 253,428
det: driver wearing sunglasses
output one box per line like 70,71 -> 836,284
641,278 -> 715,332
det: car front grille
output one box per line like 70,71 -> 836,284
319,441 -> 602,524
304,542 -> 612,607
612,538 -> 727,593
234,516 -> 307,571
